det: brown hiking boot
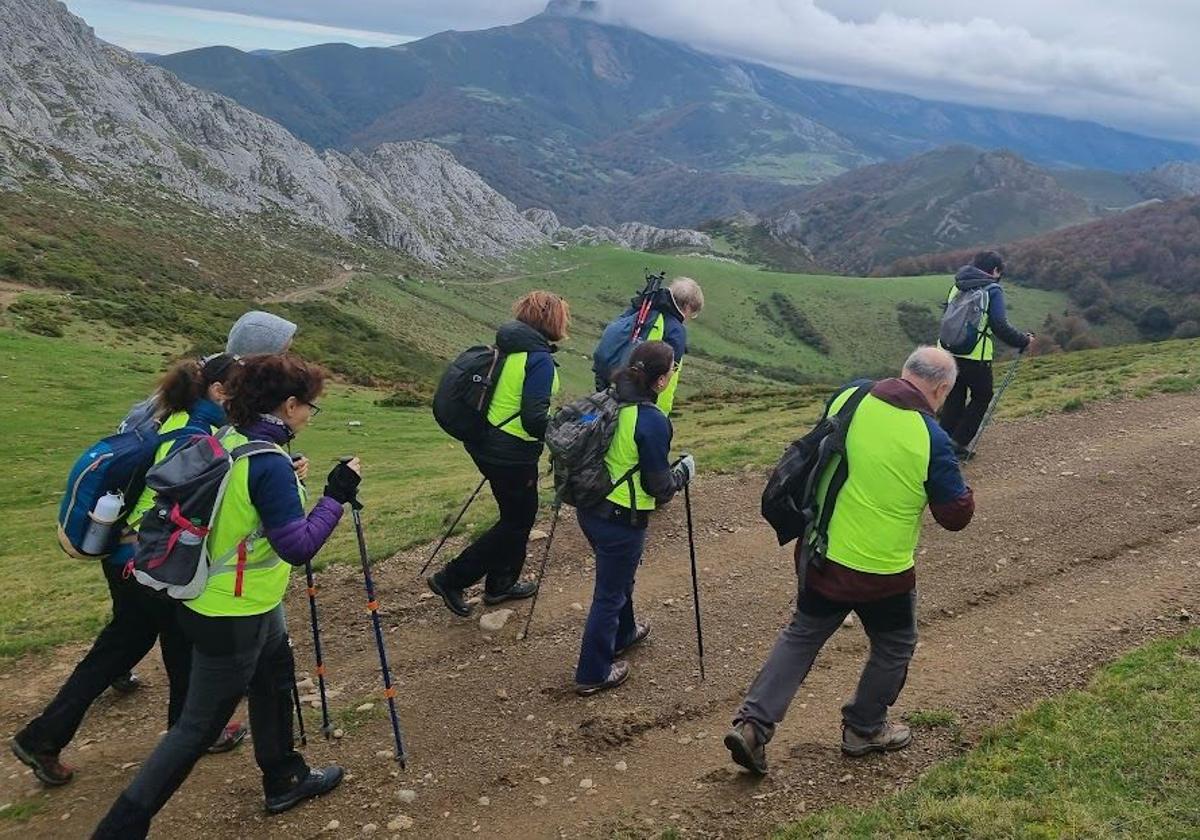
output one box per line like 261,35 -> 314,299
724,722 -> 768,775
11,737 -> 75,786
841,721 -> 913,757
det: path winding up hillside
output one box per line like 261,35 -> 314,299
2,393 -> 1199,838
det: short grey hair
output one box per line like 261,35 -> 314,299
669,276 -> 704,315
903,346 -> 957,388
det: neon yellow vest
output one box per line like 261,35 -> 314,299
185,430 -> 303,618
646,313 -> 683,415
942,285 -> 994,362
604,403 -> 662,511
814,389 -> 931,575
486,352 -> 560,441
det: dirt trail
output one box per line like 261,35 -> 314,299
3,393 -> 1200,838
265,269 -> 355,304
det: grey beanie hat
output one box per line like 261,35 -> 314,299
225,310 -> 298,355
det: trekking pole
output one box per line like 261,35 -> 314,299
303,559 -> 333,739
682,482 -> 706,681
418,476 -> 487,578
350,498 -> 408,767
517,492 -> 564,642
288,640 -> 307,747
966,349 -> 1026,458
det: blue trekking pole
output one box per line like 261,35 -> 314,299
350,497 -> 408,767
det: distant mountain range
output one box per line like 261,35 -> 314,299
744,147 -> 1200,274
150,1 -> 1200,228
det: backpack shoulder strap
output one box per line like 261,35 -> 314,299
230,440 -> 288,461
806,383 -> 874,566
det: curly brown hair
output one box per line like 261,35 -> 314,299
512,291 -> 570,342
224,354 -> 327,427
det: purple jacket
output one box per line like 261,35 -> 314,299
239,418 -> 343,566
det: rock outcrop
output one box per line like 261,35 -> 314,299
522,208 -> 712,252
0,0 -> 544,264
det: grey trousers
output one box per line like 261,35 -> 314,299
735,588 -> 917,742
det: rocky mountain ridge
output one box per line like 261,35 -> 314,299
522,208 -> 711,251
0,0 -> 544,264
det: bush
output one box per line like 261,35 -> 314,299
755,292 -> 830,354
896,300 -> 939,345
8,297 -> 70,337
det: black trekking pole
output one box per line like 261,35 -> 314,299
288,640 -> 308,746
682,482 -> 706,681
517,493 -> 563,642
303,559 -> 333,739
418,476 -> 487,578
966,349 -> 1026,459
350,498 -> 408,767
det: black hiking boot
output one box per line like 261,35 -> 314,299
575,661 -> 630,697
264,765 -> 344,815
109,671 -> 142,694
724,722 -> 768,776
615,622 -> 651,656
11,735 -> 75,786
483,579 -> 538,605
92,793 -> 152,839
427,572 -> 472,617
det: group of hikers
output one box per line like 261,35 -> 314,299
11,251 -> 1032,836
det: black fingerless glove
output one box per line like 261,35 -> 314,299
323,462 -> 361,505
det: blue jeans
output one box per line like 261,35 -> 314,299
575,508 -> 646,685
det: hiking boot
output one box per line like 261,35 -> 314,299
10,736 -> 75,786
110,671 -> 142,694
264,765 -> 344,815
615,622 -> 651,656
951,442 -> 974,462
575,661 -> 630,697
92,793 -> 151,839
841,721 -> 913,757
483,579 -> 538,605
207,721 -> 248,754
724,722 -> 768,776
427,572 -> 472,617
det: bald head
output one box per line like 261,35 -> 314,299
902,346 -> 958,411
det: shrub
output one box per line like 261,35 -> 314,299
896,300 -> 939,345
755,292 -> 830,354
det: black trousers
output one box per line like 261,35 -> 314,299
119,605 -> 307,817
939,358 -> 994,447
441,456 -> 539,595
18,562 -> 191,754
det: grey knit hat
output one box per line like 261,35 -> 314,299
225,311 -> 298,355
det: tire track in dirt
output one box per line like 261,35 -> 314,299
2,393 -> 1200,838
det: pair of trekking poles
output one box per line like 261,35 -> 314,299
963,349 -> 1026,459
294,475 -> 408,767
420,466 -> 707,680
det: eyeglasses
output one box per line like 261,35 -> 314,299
304,401 -> 321,417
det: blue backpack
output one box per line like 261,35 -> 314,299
592,272 -> 665,387
57,425 -> 195,559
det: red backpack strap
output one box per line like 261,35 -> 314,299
233,540 -> 247,597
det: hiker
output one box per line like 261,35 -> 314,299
11,355 -> 246,787
574,341 -> 695,696
938,251 -> 1033,459
92,354 -> 360,837
427,291 -> 571,617
110,310 -> 300,692
724,347 -> 974,775
594,276 -> 704,415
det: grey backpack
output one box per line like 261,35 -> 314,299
128,427 -> 285,600
939,284 -> 995,355
546,390 -> 648,510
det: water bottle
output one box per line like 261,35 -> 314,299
80,491 -> 124,555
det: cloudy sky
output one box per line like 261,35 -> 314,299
65,1 -> 1200,142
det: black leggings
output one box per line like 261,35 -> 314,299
939,357 -> 994,447
440,457 -> 539,594
18,562 -> 190,754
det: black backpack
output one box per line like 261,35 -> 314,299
433,345 -> 517,442
760,383 -> 873,561
546,390 -> 647,510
